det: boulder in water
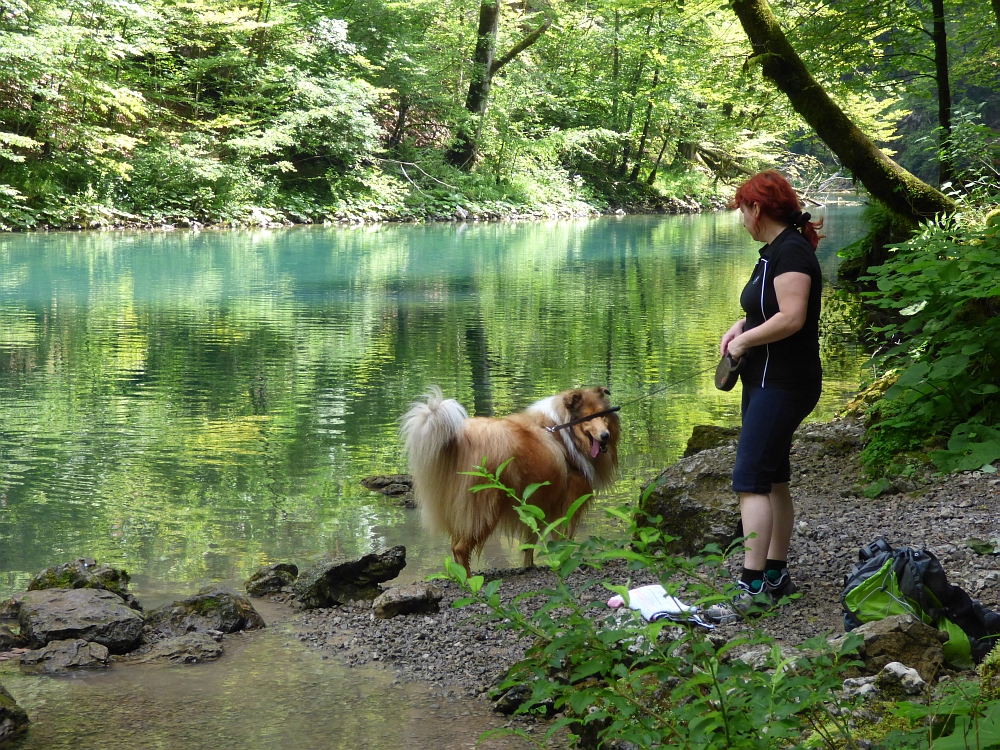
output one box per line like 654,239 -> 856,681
18,589 -> 143,654
372,583 -> 442,619
360,475 -> 415,508
294,546 -> 406,609
0,683 -> 29,743
144,586 -> 265,638
134,633 -> 224,664
19,639 -> 110,674
0,627 -> 24,652
28,558 -> 141,610
245,563 -> 298,597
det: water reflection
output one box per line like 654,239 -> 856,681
2,602 -> 529,750
0,210 -> 868,595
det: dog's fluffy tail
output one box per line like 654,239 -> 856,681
401,386 -> 469,533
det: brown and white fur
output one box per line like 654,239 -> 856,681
401,386 -> 620,575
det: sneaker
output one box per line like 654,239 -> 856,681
764,569 -> 798,603
703,580 -> 769,625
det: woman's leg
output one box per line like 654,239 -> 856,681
739,492 -> 773,571
766,482 -> 794,562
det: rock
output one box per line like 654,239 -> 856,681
455,206 -> 469,220
372,584 -> 442,619
683,425 -> 740,457
360,475 -> 415,507
831,614 -> 947,682
0,683 -> 29,743
293,546 -> 407,609
842,675 -> 878,699
245,563 -> 299,597
19,589 -> 143,654
28,558 -> 141,610
0,596 -> 21,621
144,586 -> 265,638
638,446 -> 740,556
875,661 -> 926,697
0,627 -> 23,652
736,645 -> 795,671
19,639 -> 110,674
493,683 -> 532,715
134,633 -> 224,664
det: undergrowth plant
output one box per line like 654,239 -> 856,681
438,459 -> 867,749
859,213 -> 1000,476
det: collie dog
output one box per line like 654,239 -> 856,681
401,386 -> 620,574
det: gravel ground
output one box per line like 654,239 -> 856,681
285,417 -> 1000,705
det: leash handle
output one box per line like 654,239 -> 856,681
546,406 -> 621,433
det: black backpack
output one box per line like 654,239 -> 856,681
842,539 -> 1000,667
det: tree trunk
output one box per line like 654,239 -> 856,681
730,0 -> 955,221
616,58 -> 645,177
993,0 -> 1000,31
446,1 -> 500,169
929,0 -> 954,186
645,135 -> 670,184
387,96 -> 408,149
629,69 -> 658,182
446,4 -> 550,170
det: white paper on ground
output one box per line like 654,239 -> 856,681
622,585 -> 714,629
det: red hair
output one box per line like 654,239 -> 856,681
729,170 -> 824,250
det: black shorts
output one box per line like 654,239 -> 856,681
732,383 -> 822,494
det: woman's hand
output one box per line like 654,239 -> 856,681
720,319 -> 746,357
727,335 -> 748,360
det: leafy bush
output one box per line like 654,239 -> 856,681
860,213 -> 1000,475
124,138 -> 266,223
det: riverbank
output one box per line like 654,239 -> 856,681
284,416 -> 1000,711
0,193 -> 731,232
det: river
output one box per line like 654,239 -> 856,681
0,207 -> 869,747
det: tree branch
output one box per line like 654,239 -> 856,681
489,17 -> 552,75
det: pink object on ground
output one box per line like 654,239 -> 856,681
607,595 -> 625,608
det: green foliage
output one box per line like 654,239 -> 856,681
439,463 -> 870,749
860,214 -> 1000,474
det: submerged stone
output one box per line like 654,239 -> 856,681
144,586 -> 265,638
18,589 -> 143,654
134,633 -> 224,664
19,638 -> 110,674
293,546 -> 406,609
28,558 -> 141,611
0,683 -> 29,743
245,563 -> 299,597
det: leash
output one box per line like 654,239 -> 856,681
545,362 -> 719,433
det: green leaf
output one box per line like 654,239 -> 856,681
522,482 -> 550,501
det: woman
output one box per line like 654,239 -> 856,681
709,170 -> 824,622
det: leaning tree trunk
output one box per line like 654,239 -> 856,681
730,0 -> 955,222
446,3 -> 551,170
629,69 -> 659,182
929,0 -> 954,186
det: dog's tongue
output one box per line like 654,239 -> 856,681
590,440 -> 601,458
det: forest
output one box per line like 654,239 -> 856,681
0,0 -> 996,229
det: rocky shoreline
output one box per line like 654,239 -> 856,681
3,196 -> 728,233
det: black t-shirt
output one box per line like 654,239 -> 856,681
738,227 -> 823,390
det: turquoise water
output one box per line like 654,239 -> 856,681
0,209 -> 868,596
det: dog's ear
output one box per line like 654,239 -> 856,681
565,391 -> 583,412
600,387 -> 611,397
